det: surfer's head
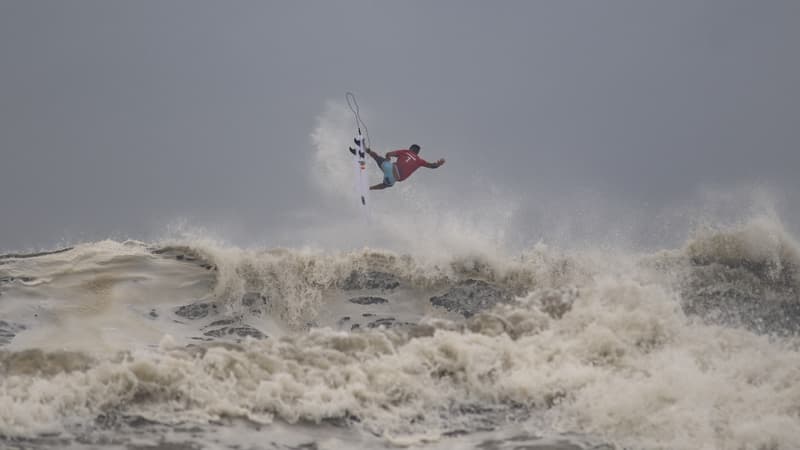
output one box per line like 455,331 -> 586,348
409,144 -> 421,154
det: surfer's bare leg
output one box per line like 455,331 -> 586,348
370,182 -> 391,190
366,149 -> 386,169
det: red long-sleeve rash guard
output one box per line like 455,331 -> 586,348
387,150 -> 429,181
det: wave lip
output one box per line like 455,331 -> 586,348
679,217 -> 800,335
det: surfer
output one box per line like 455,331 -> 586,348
365,145 -> 445,190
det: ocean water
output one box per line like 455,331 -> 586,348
1,215 -> 799,450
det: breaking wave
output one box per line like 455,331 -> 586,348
1,215 -> 799,449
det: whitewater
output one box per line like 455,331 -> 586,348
2,105 -> 799,450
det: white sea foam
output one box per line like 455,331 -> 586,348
1,214 -> 799,448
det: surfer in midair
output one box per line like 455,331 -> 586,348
365,144 -> 445,190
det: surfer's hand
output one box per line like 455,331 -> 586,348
436,158 -> 445,167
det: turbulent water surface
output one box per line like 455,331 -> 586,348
1,217 -> 800,449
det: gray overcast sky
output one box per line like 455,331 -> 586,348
1,1 -> 799,251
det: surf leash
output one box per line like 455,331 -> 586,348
346,92 -> 372,150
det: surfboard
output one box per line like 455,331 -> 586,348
351,134 -> 369,207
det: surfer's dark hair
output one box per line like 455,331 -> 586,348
409,144 -> 420,153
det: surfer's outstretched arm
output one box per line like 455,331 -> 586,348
424,158 -> 446,169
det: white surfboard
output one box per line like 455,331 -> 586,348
351,134 -> 369,207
